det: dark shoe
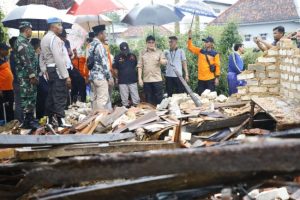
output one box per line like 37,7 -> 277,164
57,117 -> 71,128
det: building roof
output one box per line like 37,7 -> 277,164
203,0 -> 235,6
122,26 -> 172,38
210,0 -> 300,25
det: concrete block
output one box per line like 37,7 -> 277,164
297,68 -> 300,73
297,84 -> 300,91
289,91 -> 295,98
286,65 -> 291,72
256,72 -> 266,78
237,87 -> 247,95
289,75 -> 294,81
257,57 -> 276,63
261,79 -> 279,85
248,64 -> 266,71
291,66 -> 296,73
294,75 -> 299,82
246,79 -> 259,86
291,83 -> 297,90
268,87 -> 279,93
249,86 -> 268,93
266,65 -> 278,71
267,49 -> 279,56
241,95 -> 251,101
294,58 -> 299,65
237,71 -> 255,80
268,71 -> 280,78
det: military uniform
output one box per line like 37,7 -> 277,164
40,18 -> 69,126
14,22 -> 38,123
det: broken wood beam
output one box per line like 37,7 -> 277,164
9,138 -> 300,198
15,141 -> 179,161
186,114 -> 250,133
0,133 -> 135,148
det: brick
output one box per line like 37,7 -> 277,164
286,66 -> 291,72
294,76 -> 300,82
241,95 -> 251,101
237,87 -> 247,95
289,75 -> 294,81
267,49 -> 279,56
249,86 -> 268,93
297,68 -> 300,73
266,65 -> 277,70
248,64 -> 265,71
257,57 -> 276,63
279,49 -> 286,56
268,87 -> 279,93
261,79 -> 279,85
256,72 -> 266,78
237,72 -> 255,80
293,58 -> 299,65
291,83 -> 297,90
291,66 -> 296,73
246,79 -> 259,86
268,71 -> 280,78
297,84 -> 300,91
289,91 -> 295,98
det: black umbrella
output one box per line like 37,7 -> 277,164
121,2 -> 184,34
17,0 -> 75,10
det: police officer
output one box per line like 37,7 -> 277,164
40,18 -> 71,127
14,21 -> 38,128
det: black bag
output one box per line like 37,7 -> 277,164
87,43 -> 99,70
204,53 -> 216,74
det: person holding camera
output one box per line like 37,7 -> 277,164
187,30 -> 220,95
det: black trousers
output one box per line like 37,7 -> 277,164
36,76 -> 48,119
198,79 -> 216,95
68,68 -> 86,103
165,76 -> 185,97
46,67 -> 68,118
0,90 -> 14,122
144,81 -> 164,106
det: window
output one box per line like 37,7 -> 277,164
260,33 -> 268,40
244,34 -> 251,41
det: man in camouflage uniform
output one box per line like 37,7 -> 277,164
14,21 -> 38,128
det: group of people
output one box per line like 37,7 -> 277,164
0,18 -> 298,129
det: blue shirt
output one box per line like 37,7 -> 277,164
228,52 -> 244,74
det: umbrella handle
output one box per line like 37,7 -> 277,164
190,11 -> 195,31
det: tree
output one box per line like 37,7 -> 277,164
0,9 -> 8,43
217,21 -> 242,95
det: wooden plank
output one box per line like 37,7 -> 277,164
100,107 -> 127,127
0,149 -> 15,160
186,113 -> 250,134
214,102 -> 247,109
15,142 -> 179,161
0,133 -> 135,148
114,111 -> 159,133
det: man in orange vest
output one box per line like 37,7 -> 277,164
0,43 -> 14,123
188,30 -> 221,95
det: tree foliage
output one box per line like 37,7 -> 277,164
0,9 -> 8,43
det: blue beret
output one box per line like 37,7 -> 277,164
47,17 -> 62,24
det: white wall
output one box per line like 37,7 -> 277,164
239,22 -> 300,48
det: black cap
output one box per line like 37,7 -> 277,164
92,25 -> 106,34
146,35 -> 155,42
202,36 -> 214,43
0,43 -> 10,51
88,32 -> 95,38
169,36 -> 178,40
120,42 -> 129,51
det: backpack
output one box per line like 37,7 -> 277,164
87,43 -> 99,70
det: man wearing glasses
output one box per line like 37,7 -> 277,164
137,35 -> 167,105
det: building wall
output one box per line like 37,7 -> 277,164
238,22 -> 300,48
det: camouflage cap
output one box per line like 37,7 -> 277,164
19,21 -> 32,30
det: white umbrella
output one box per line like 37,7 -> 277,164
2,5 -> 74,30
74,14 -> 112,32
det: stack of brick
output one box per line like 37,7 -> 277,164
278,39 -> 300,102
232,38 -> 300,103
233,47 -> 281,101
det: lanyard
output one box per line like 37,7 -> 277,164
170,48 -> 177,64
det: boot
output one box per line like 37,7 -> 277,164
57,117 -> 71,128
21,112 -> 33,129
